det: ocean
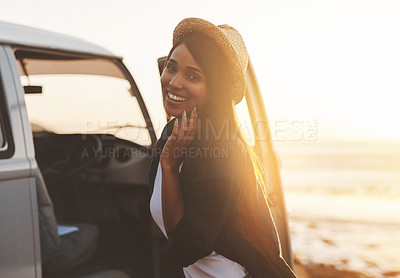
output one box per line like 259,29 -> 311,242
275,142 -> 400,277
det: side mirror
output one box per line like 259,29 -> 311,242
157,57 -> 167,76
157,56 -> 172,121
24,85 -> 42,94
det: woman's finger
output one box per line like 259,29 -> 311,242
192,107 -> 198,135
171,118 -> 179,140
188,107 -> 197,135
182,110 -> 187,133
187,108 -> 195,132
178,116 -> 185,140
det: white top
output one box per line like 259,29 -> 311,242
150,162 -> 248,278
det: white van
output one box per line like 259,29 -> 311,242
0,21 -> 292,278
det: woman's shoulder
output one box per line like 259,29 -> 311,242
180,135 -> 249,198
209,133 -> 247,158
187,134 -> 248,174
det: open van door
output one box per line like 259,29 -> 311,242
0,45 -> 41,278
157,57 -> 293,267
244,60 -> 293,266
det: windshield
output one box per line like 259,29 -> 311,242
21,74 -> 151,145
21,73 -> 150,146
14,48 -> 152,146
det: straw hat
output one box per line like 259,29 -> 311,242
173,17 -> 249,104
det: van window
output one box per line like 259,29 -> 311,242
14,48 -> 151,146
0,121 -> 4,148
21,74 -> 151,146
0,81 -> 15,158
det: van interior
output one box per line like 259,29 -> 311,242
15,47 -> 180,278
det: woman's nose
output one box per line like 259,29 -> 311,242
169,74 -> 183,89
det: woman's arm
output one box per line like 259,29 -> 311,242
160,109 -> 197,241
161,165 -> 184,240
166,138 -> 246,267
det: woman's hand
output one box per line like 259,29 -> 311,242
161,108 -> 197,236
160,107 -> 198,171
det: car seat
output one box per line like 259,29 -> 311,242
35,168 -> 129,278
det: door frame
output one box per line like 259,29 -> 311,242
0,45 -> 41,278
245,60 -> 293,266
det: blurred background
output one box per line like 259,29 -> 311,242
2,0 -> 399,277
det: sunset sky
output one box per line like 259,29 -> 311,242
2,0 -> 400,142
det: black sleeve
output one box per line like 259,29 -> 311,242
148,119 -> 177,194
167,140 -> 246,267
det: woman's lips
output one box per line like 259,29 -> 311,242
167,91 -> 189,103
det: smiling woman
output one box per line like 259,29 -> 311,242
161,43 -> 209,117
148,17 -> 296,278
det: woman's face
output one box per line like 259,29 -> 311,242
161,43 -> 209,118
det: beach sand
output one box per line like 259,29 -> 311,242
294,260 -> 375,278
290,215 -> 400,277
286,193 -> 400,278
275,142 -> 400,278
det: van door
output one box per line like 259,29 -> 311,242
244,60 -> 293,266
0,45 -> 41,278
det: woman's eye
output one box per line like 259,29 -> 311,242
188,73 -> 201,81
166,65 -> 176,73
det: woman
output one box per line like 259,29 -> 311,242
148,18 -> 296,278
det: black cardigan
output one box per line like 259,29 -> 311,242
148,119 -> 296,278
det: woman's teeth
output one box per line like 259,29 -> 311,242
168,92 -> 188,102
